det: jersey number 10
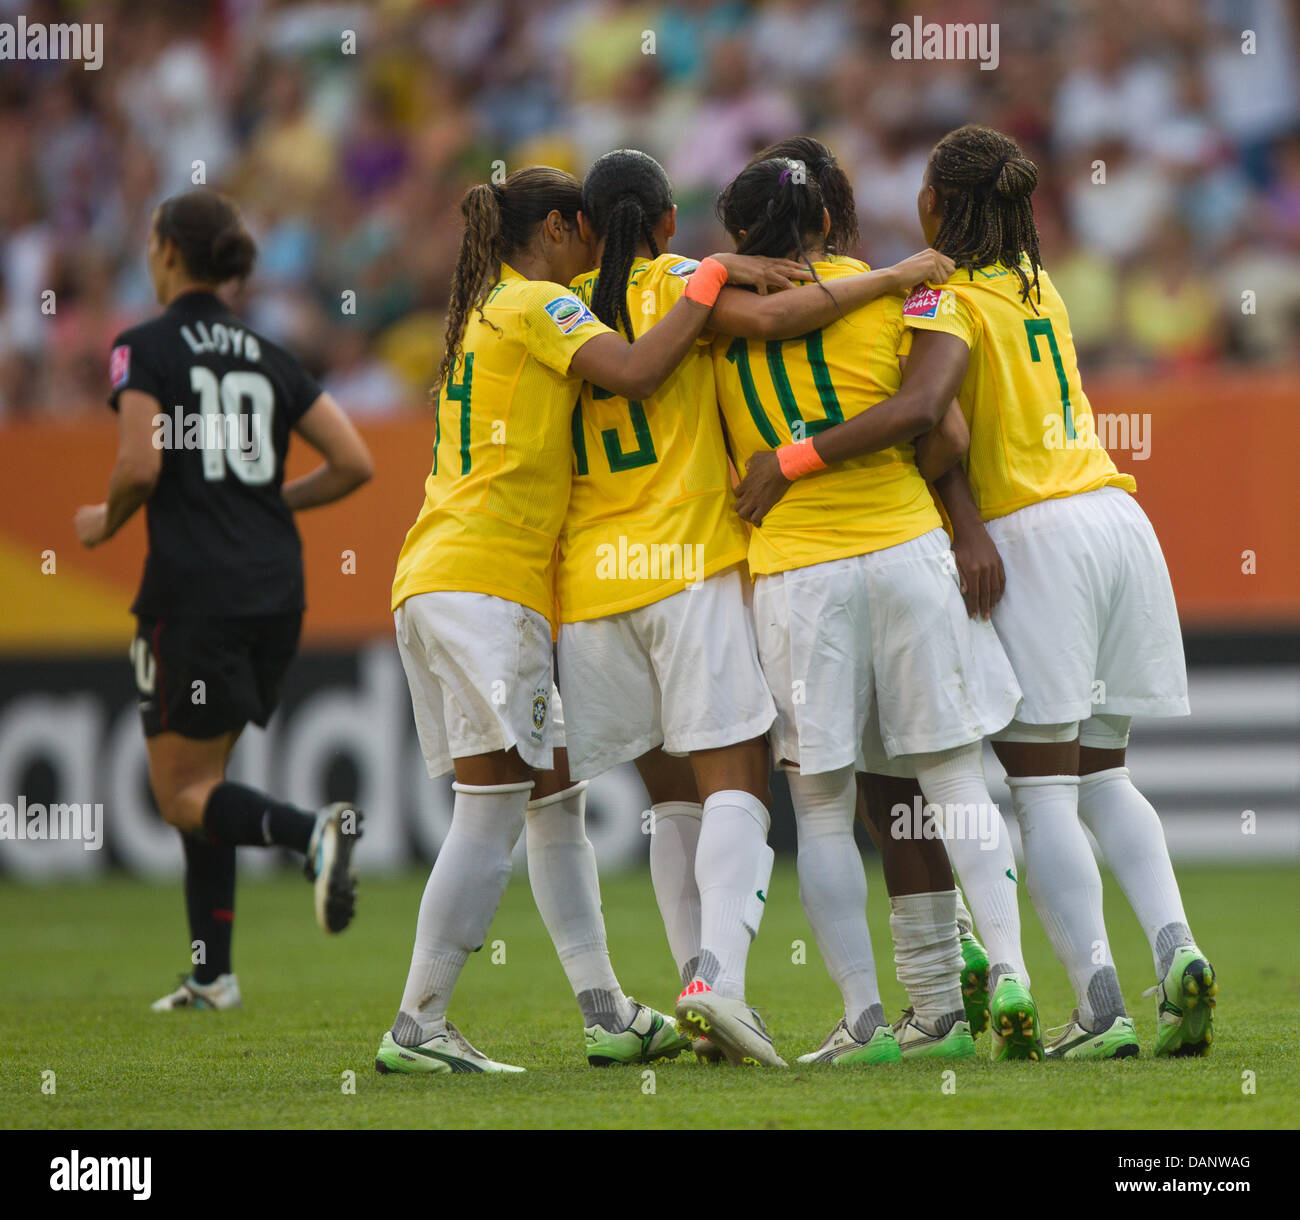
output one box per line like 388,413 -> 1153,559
189,366 -> 277,485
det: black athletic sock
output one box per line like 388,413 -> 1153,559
202,782 -> 316,853
182,832 -> 236,984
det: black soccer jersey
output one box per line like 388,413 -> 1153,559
108,290 -> 321,618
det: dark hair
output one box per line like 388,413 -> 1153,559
580,149 -> 674,339
436,165 -> 582,393
752,136 -> 858,254
716,156 -> 827,266
154,190 -> 257,285
927,124 -> 1042,304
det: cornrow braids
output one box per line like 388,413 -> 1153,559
435,166 -> 582,395
927,124 -> 1042,305
752,136 -> 859,254
581,149 -> 673,339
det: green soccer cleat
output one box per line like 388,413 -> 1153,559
1045,1012 -> 1140,1060
374,1024 -> 524,1075
1149,946 -> 1217,1058
989,974 -> 1044,1062
796,1018 -> 903,1065
892,1009 -> 977,1059
585,1001 -> 691,1066
959,931 -> 990,1037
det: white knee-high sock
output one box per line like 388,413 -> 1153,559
912,744 -> 1028,986
1008,774 -> 1126,1028
1077,767 -> 1194,976
525,782 -> 634,1031
788,765 -> 884,1039
648,800 -> 703,987
393,780 -> 532,1045
954,886 -> 974,935
693,789 -> 772,1001
889,890 -> 965,1032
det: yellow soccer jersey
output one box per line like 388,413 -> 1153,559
392,265 -> 612,627
900,259 -> 1136,521
713,258 -> 942,575
558,253 -> 748,621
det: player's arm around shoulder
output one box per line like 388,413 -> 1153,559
283,392 -> 374,512
75,389 -> 163,548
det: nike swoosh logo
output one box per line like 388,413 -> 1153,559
1005,869 -> 1017,882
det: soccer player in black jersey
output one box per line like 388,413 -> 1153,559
74,189 -> 374,1011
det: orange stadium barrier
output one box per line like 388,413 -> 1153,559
4,370 -> 1298,655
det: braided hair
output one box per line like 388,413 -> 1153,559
581,149 -> 674,339
927,124 -> 1042,304
752,136 -> 859,254
436,166 -> 582,394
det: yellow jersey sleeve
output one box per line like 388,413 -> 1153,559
520,282 -> 612,376
557,254 -> 747,622
899,283 -> 980,347
900,263 -> 1135,520
713,258 -> 942,575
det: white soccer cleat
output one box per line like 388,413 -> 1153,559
151,973 -> 241,1011
305,802 -> 363,934
675,981 -> 786,1067
374,1024 -> 525,1075
693,1035 -> 727,1065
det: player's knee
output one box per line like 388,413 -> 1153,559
154,776 -> 218,832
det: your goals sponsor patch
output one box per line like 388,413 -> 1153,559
902,286 -> 944,319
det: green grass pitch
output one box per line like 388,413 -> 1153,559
2,862 -> 1295,1129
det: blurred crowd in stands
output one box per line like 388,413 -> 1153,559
2,0 -> 1298,419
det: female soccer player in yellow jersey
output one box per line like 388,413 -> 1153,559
375,166 -> 806,1075
736,125 -> 1215,1061
713,156 -> 1044,1065
556,149 -> 954,1067
747,137 -> 1007,1049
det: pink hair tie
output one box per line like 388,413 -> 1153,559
776,438 -> 826,480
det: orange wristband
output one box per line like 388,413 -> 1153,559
682,256 -> 728,307
777,438 -> 827,480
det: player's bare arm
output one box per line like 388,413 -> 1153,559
734,328 -> 970,524
282,392 -> 374,512
74,389 -> 163,548
570,253 -> 800,400
914,399 -> 969,482
710,248 -> 954,341
933,464 -> 1005,621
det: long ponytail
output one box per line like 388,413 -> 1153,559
581,149 -> 674,339
435,166 -> 583,395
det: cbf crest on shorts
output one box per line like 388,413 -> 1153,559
530,684 -> 549,741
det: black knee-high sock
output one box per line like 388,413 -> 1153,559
182,832 -> 236,984
202,782 -> 316,853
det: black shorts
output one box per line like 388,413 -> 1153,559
131,613 -> 302,739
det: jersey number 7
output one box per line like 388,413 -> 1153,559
1024,318 -> 1075,440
